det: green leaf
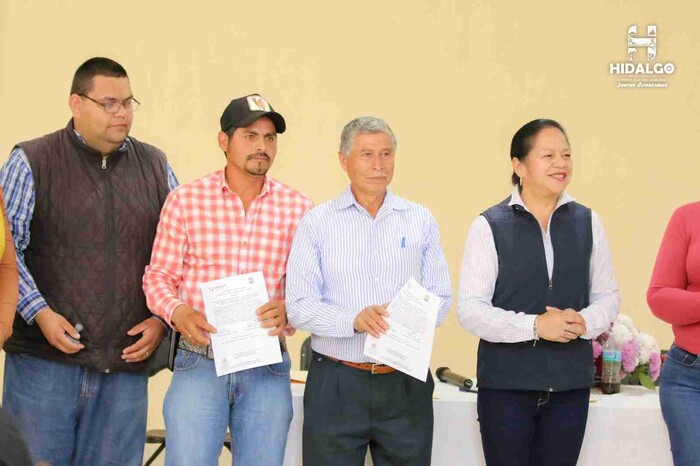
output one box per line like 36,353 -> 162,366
638,372 -> 655,390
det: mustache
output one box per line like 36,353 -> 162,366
246,152 -> 270,162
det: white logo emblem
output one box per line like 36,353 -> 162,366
609,23 -> 674,89
627,25 -> 656,61
247,95 -> 271,112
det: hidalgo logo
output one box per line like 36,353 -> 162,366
628,24 -> 656,61
610,24 -> 675,88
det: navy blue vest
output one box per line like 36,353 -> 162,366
478,197 -> 594,391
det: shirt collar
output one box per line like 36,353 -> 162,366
508,185 -> 575,212
335,185 -> 409,212
73,129 -> 130,152
218,169 -> 273,197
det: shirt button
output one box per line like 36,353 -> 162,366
242,240 -> 248,246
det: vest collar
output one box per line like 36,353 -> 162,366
508,185 -> 576,213
65,120 -> 130,158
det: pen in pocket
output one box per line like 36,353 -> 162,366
401,237 -> 405,248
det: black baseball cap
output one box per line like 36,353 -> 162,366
219,93 -> 286,134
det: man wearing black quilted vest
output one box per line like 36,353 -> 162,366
0,57 -> 178,466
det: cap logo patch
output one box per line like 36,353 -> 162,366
247,95 -> 271,112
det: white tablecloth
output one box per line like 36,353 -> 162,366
282,371 -> 672,465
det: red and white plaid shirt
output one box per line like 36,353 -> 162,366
143,169 -> 313,325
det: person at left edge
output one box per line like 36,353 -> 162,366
0,57 -> 178,466
0,186 -> 31,466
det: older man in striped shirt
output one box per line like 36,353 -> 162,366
286,116 -> 453,466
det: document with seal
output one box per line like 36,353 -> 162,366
200,271 -> 282,376
363,277 -> 439,382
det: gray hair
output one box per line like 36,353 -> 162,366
339,116 -> 397,156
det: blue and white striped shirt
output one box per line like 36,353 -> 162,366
0,136 -> 179,324
286,186 -> 452,363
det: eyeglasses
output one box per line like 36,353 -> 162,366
79,94 -> 140,113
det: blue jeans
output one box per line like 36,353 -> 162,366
2,352 -> 148,466
163,349 -> 293,466
477,387 -> 590,466
660,343 -> 700,466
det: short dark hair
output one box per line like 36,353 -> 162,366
510,119 -> 569,185
70,57 -> 128,96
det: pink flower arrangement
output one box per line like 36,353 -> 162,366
593,339 -> 603,359
595,314 -> 661,390
621,339 -> 640,373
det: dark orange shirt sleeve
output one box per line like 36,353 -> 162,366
0,187 -> 19,342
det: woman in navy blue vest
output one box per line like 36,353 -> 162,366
457,119 -> 620,466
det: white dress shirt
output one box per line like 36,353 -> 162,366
287,187 -> 453,362
457,186 -> 620,343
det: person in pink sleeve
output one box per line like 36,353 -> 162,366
648,202 -> 700,466
143,93 -> 312,466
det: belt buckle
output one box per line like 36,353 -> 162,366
371,363 -> 378,375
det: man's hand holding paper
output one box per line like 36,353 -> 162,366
364,278 -> 440,381
353,304 -> 390,337
200,271 -> 282,376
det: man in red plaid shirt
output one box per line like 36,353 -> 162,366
143,94 -> 312,466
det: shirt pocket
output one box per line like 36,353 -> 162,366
383,236 -> 423,281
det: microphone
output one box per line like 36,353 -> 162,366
436,366 -> 473,390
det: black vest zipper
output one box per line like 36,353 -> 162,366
516,205 -> 554,305
102,157 -> 116,372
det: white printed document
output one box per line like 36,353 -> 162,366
363,277 -> 439,381
200,271 -> 282,376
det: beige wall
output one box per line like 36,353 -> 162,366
1,0 -> 697,436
